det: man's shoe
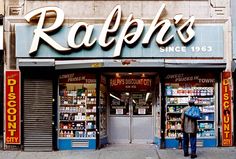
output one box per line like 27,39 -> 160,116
184,153 -> 189,157
191,154 -> 197,158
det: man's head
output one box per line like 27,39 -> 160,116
189,98 -> 195,106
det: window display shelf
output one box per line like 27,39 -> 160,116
198,120 -> 214,122
165,85 -> 216,139
201,112 -> 214,114
60,128 -> 85,131
59,137 -> 96,139
199,128 -> 214,130
166,103 -> 188,106
60,120 -> 86,122
58,85 -> 97,140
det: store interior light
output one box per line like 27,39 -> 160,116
128,72 -> 132,75
133,99 -> 136,104
125,92 -> 130,96
115,73 -> 120,78
145,92 -> 150,102
141,73 -> 145,77
110,93 -> 120,101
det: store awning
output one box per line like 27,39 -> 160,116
17,58 -> 226,69
164,59 -> 226,68
0,25 -> 3,50
55,59 -> 104,69
55,59 -> 165,70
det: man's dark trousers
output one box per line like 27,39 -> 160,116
183,132 -> 196,155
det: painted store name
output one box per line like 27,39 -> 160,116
25,4 -> 195,57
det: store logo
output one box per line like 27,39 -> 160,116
24,4 -> 195,57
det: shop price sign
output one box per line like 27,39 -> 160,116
5,70 -> 21,144
221,72 -> 232,146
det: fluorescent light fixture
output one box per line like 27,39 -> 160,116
115,73 -> 120,78
110,93 -> 120,101
125,92 -> 130,96
145,92 -> 150,102
133,99 -> 136,104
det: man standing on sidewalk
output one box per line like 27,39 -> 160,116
181,99 -> 198,158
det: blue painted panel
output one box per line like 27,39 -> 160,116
15,24 -> 224,58
165,138 -> 217,148
202,139 -> 217,147
165,139 -> 179,148
58,139 -> 96,150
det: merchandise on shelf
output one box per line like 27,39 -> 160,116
59,85 -> 97,139
165,85 -> 215,139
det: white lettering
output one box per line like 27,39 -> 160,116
24,4 -> 195,57
99,5 -> 121,48
142,3 -> 174,46
68,22 -> 96,49
24,7 -> 70,55
159,46 -> 186,53
114,14 -> 144,57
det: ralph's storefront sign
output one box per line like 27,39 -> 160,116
24,4 -> 195,57
16,4 -> 224,58
221,72 -> 232,146
5,70 -> 21,144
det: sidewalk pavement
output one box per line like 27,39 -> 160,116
0,144 -> 236,159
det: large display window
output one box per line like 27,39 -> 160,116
164,72 -> 217,147
58,73 -> 97,149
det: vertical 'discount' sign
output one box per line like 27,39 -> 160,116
221,72 -> 232,146
5,70 -> 21,144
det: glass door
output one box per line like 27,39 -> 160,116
131,92 -> 153,144
109,92 -> 153,144
109,92 -> 131,143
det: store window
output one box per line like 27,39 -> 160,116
164,72 -> 216,139
58,73 -> 97,139
110,92 -> 130,115
132,92 -> 152,115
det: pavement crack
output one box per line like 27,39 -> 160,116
154,148 -> 161,159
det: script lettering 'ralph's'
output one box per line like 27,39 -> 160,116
24,4 -> 195,57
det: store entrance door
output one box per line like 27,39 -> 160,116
108,92 -> 154,144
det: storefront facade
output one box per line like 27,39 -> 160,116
4,0 -> 232,151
